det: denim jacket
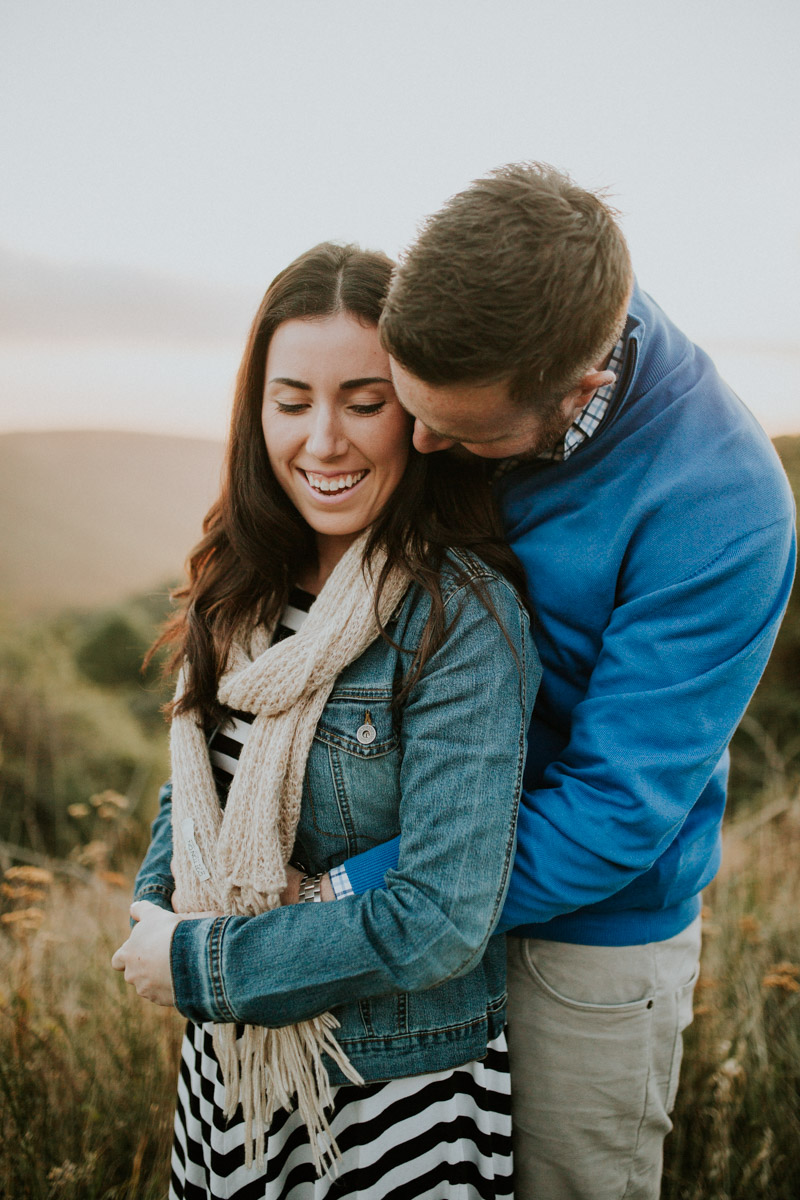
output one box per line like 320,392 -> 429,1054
134,552 -> 539,1084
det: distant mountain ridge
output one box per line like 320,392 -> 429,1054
0,430 -> 224,611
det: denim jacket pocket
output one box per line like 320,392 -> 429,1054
298,695 -> 402,866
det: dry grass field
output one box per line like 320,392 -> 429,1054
1,788 -> 798,1199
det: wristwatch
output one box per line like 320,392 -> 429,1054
298,871 -> 324,903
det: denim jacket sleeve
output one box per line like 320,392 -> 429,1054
133,780 -> 175,912
170,573 -> 539,1027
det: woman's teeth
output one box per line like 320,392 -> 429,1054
304,470 -> 367,494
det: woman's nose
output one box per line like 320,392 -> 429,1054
306,407 -> 347,459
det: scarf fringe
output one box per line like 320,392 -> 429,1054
213,1015 -> 364,1175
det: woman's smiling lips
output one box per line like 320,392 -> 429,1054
298,468 -> 370,502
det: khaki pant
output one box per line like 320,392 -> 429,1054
506,917 -> 701,1200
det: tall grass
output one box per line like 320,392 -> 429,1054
662,787 -> 800,1198
0,871 -> 181,1199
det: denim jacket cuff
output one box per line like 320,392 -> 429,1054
132,882 -> 174,910
171,916 -> 238,1024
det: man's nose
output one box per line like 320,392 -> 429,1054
412,420 -> 456,454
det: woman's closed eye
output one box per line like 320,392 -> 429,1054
274,401 -> 310,414
273,399 -> 387,416
348,400 -> 386,416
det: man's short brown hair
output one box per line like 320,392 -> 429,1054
380,162 -> 632,408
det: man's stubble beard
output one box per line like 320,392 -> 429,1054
515,397 -> 574,460
436,394 -> 573,463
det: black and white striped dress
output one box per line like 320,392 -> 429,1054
170,589 -> 514,1200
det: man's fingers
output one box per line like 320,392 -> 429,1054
111,944 -> 127,971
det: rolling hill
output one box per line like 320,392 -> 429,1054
0,430 -> 224,610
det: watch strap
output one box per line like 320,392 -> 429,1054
298,871 -> 324,903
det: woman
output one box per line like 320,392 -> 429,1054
112,243 -> 538,1199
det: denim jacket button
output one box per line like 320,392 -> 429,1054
357,723 -> 377,745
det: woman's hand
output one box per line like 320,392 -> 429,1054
111,899 -> 221,1007
280,864 -> 305,905
280,865 -> 335,904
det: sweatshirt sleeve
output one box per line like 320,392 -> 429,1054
170,577 -> 539,1027
498,512 -> 796,931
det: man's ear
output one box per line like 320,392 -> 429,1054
562,368 -> 617,420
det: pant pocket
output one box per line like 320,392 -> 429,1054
519,938 -> 655,1013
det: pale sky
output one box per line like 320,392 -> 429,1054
1,0 -> 799,438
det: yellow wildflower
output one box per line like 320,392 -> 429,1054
3,865 -> 54,887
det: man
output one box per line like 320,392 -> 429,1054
322,163 -> 796,1197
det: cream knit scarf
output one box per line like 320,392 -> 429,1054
169,534 -> 409,1174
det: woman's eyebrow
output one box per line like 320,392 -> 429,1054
267,377 -> 392,391
267,377 -> 311,389
340,377 -> 392,390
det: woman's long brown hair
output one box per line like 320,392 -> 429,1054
150,242 -> 531,728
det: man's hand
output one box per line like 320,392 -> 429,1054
111,899 -> 220,1006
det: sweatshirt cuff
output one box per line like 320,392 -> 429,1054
171,915 -> 238,1024
342,835 -> 401,895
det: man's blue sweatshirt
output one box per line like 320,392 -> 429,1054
345,283 -> 796,945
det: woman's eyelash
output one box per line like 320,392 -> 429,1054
273,400 -> 386,415
349,402 -> 385,415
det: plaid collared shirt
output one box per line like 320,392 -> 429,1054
492,334 -> 627,481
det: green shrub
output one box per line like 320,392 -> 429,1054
0,615 -> 168,862
727,438 -> 800,809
